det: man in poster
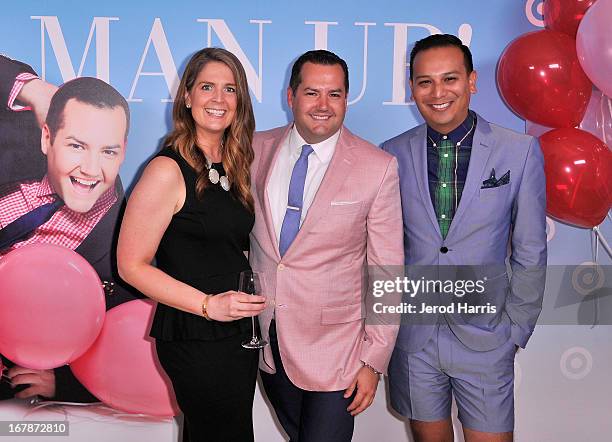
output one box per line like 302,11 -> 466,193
0,55 -> 139,403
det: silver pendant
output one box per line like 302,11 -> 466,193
208,168 -> 220,184
219,175 -> 231,191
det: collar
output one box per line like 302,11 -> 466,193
427,110 -> 476,146
36,175 -> 56,198
290,124 -> 339,164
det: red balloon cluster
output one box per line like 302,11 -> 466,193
497,0 -> 611,228
541,128 -> 612,228
497,30 -> 591,128
544,0 -> 597,38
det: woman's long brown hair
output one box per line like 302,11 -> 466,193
165,47 -> 255,212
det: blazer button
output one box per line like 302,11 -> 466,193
440,246 -> 449,254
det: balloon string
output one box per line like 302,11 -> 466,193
604,95 -> 611,144
591,227 -> 599,262
590,228 -> 600,329
593,226 -> 612,259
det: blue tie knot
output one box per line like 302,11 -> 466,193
300,144 -> 314,158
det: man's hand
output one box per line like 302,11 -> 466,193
8,366 -> 55,399
344,365 -> 380,416
17,78 -> 58,128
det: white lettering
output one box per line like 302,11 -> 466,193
348,22 -> 376,105
197,19 -> 271,103
128,18 -> 179,103
31,16 -> 117,82
304,21 -> 338,50
382,23 -> 472,106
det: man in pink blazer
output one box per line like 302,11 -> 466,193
249,50 -> 404,441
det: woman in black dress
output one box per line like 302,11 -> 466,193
117,48 -> 265,442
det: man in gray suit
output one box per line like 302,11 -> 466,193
382,34 -> 546,442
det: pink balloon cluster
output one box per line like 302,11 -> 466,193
497,0 -> 612,228
0,244 -> 177,416
71,300 -> 179,417
0,244 -> 105,369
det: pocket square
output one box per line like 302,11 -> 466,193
481,168 -> 510,189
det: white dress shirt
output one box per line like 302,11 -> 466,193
267,125 -> 340,243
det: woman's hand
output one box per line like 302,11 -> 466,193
206,291 -> 266,322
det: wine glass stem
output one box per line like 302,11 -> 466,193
251,318 -> 257,340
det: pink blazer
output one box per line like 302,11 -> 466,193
250,124 -> 404,391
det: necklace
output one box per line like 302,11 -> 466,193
206,160 -> 231,191
199,141 -> 231,192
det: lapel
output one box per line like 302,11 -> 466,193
409,124 -> 441,237
445,113 -> 494,240
282,126 -> 354,259
255,125 -> 292,261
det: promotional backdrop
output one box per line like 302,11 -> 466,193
1,1 -> 610,441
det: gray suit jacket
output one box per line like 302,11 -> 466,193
382,113 -> 547,352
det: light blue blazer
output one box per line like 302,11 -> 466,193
382,113 -> 547,352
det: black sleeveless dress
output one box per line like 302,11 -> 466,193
151,147 -> 257,442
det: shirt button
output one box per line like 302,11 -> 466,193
442,135 -> 448,140
278,264 -> 285,271
442,183 -> 447,188
443,153 -> 449,158
441,214 -> 446,219
440,246 -> 449,254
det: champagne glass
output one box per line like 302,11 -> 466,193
239,270 -> 268,349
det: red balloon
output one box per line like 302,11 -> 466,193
544,0 -> 597,38
497,30 -> 591,128
0,244 -> 105,369
70,300 -> 179,417
540,128 -> 611,228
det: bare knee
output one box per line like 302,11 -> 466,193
410,418 -> 453,442
463,426 -> 513,442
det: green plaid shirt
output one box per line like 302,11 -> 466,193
427,112 -> 476,238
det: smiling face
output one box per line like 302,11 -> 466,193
410,45 -> 477,134
184,61 -> 237,142
288,62 -> 347,145
41,99 -> 127,213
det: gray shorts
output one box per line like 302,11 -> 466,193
388,324 -> 516,433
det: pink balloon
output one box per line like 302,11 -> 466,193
70,300 -> 179,417
579,88 -> 612,148
577,0 -> 612,98
0,244 -> 105,369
